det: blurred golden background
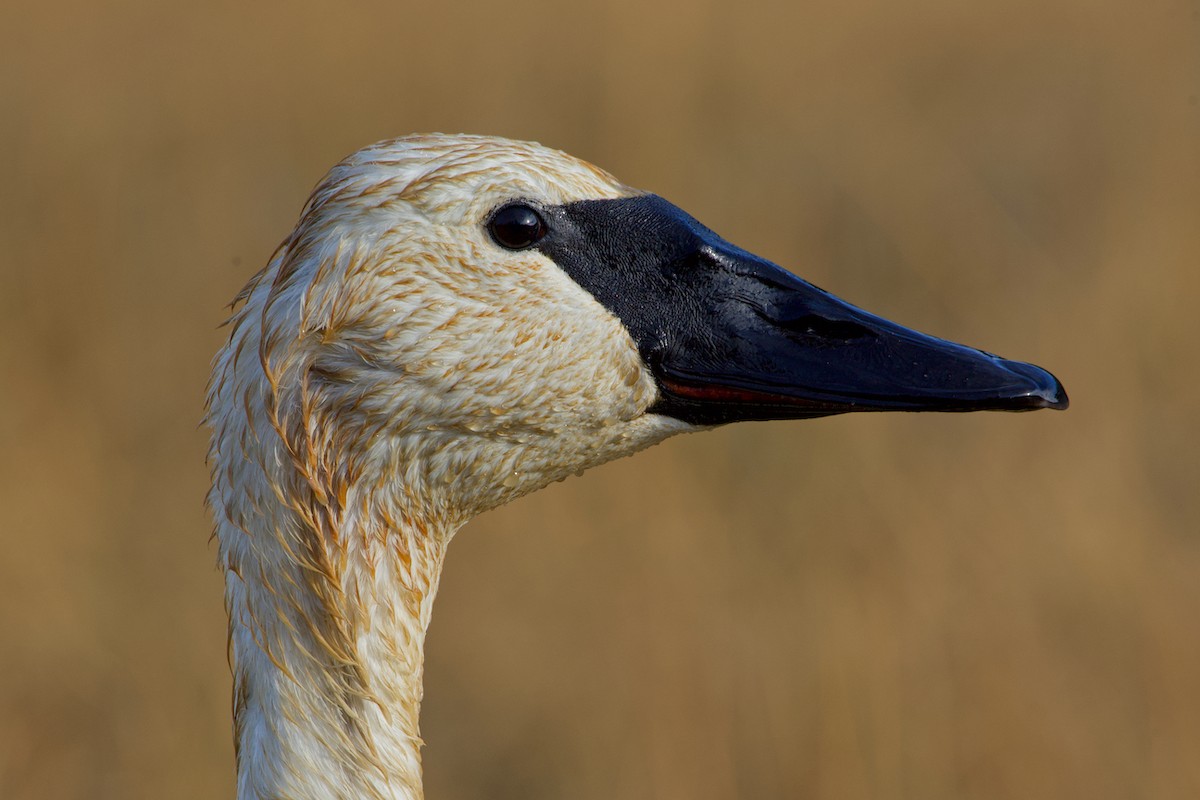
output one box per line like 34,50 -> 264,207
2,0 -> 1197,797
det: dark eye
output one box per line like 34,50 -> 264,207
487,203 -> 547,250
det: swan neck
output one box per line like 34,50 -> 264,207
224,500 -> 452,800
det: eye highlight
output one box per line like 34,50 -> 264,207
487,203 -> 548,250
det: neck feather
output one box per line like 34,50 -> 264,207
217,445 -> 453,800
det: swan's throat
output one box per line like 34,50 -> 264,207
225,501 -> 452,800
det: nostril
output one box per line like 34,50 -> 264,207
776,313 -> 874,341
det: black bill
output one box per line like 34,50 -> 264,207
533,194 -> 1068,426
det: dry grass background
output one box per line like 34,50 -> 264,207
1,0 -> 1197,798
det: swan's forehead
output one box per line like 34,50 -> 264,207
331,135 -> 635,225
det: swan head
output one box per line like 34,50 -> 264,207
218,133 -> 1066,530
207,133 -> 1067,800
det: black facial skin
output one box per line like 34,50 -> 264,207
507,194 -> 1067,426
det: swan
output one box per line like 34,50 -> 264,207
206,133 -> 1067,800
